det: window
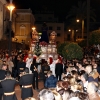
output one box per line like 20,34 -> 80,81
57,27 -> 61,30
57,33 -> 61,37
20,25 -> 26,36
49,26 -> 53,30
20,15 -> 25,20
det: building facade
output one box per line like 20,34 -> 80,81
0,0 -> 7,40
12,9 -> 35,44
34,11 -> 65,44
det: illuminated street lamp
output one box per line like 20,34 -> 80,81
76,19 -> 84,39
76,19 -> 80,22
68,29 -> 74,41
7,0 -> 15,56
32,27 -> 36,30
68,29 -> 71,32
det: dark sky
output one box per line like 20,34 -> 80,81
11,0 -> 100,22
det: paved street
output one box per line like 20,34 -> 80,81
15,81 -> 44,100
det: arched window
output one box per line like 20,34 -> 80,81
20,25 -> 26,36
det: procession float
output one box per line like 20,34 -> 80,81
30,28 -> 58,61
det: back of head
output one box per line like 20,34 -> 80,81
6,71 -> 11,77
50,89 -> 62,100
38,89 -> 55,100
2,64 -> 7,70
47,70 -> 52,76
24,67 -> 29,73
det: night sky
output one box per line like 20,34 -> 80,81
10,0 -> 100,22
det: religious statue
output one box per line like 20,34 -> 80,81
32,29 -> 39,43
49,31 -> 57,44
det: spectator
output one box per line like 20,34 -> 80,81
38,89 -> 55,100
45,71 -> 57,88
85,64 -> 99,83
87,82 -> 100,100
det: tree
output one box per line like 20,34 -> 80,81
57,42 -> 70,56
62,43 -> 83,60
89,30 -> 100,45
66,1 -> 96,38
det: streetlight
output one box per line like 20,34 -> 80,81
32,27 -> 36,30
7,0 -> 15,56
68,29 -> 74,41
76,19 -> 84,39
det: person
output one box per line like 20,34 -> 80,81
80,73 -> 88,92
87,82 -> 100,100
26,52 -> 33,73
38,89 -> 55,100
85,64 -> 99,83
1,71 -> 18,100
30,58 -> 40,90
19,68 -> 33,100
45,71 -> 57,88
41,61 -> 50,86
17,56 -> 26,80
55,59 -> 63,80
0,64 -> 7,100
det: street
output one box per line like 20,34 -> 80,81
15,81 -> 44,100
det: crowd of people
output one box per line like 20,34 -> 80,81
0,48 -> 100,100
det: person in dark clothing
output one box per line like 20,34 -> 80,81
41,61 -> 50,86
45,71 -> 57,88
55,59 -> 63,81
1,71 -> 18,100
19,68 -> 33,100
0,64 -> 7,100
30,58 -> 40,90
17,56 -> 26,80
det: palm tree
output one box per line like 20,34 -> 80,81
66,1 -> 96,39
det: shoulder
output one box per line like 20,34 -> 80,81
1,77 -> 15,82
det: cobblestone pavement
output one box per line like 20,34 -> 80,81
15,81 -> 44,100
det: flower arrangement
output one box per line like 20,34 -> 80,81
39,41 -> 48,46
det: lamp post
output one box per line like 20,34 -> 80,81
7,0 -> 15,56
76,19 -> 84,39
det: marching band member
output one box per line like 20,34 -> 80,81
1,71 -> 18,100
19,68 -> 33,100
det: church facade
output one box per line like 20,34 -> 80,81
12,9 -> 35,44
